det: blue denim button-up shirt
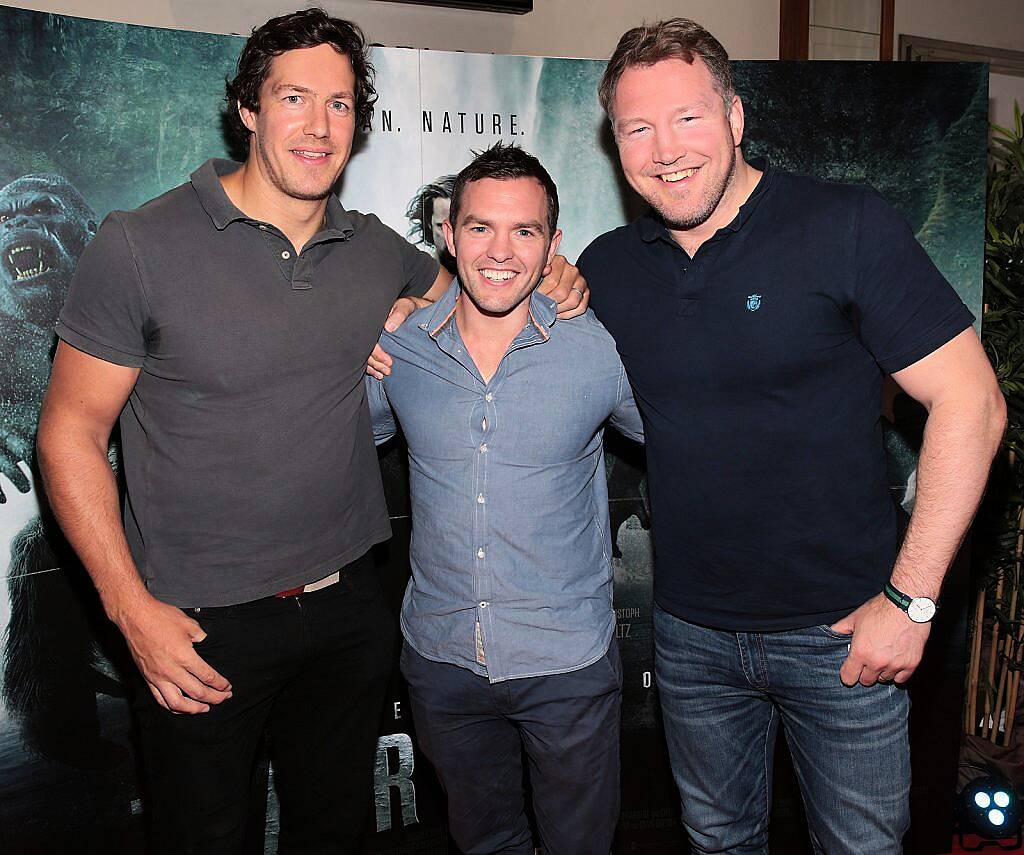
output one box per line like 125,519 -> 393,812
367,281 -> 643,682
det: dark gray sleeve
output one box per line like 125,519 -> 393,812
608,358 -> 644,444
55,212 -> 149,368
365,375 -> 398,446
397,234 -> 440,299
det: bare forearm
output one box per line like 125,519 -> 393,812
890,393 -> 1005,598
37,422 -> 150,626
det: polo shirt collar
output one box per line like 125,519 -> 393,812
424,280 -> 557,342
190,158 -> 355,238
635,157 -> 774,244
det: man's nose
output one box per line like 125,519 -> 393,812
653,130 -> 685,166
487,232 -> 513,262
304,104 -> 330,139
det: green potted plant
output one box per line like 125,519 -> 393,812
966,102 -> 1024,750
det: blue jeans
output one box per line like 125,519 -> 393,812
653,604 -> 910,854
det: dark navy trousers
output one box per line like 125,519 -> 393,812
401,641 -> 622,855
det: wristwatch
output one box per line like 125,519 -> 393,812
883,581 -> 937,624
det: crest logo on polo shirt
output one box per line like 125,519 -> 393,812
746,294 -> 762,311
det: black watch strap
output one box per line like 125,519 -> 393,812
884,581 -> 912,611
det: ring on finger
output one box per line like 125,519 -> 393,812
569,286 -> 584,300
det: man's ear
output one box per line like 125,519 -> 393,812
546,228 -> 563,268
443,219 -> 456,259
238,101 -> 257,134
728,94 -> 745,148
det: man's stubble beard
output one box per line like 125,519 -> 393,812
656,145 -> 737,232
456,244 -> 551,319
255,135 -> 334,202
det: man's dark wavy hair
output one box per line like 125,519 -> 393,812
450,142 -> 559,236
224,8 -> 377,153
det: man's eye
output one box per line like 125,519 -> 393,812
630,126 -> 649,136
284,95 -> 301,104
330,101 -> 351,113
516,229 -> 536,238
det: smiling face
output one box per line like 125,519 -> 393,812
444,177 -> 561,319
612,56 -> 744,232
238,43 -> 357,202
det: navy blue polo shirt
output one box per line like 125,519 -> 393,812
578,162 -> 975,631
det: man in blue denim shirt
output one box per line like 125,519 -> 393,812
366,144 -> 642,855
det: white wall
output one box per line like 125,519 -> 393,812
895,0 -> 1024,131
9,0 -> 1022,130
3,0 -> 780,59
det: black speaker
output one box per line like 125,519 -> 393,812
380,0 -> 533,13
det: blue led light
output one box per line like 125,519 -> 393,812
976,792 -> 992,809
995,791 -> 1011,809
989,809 -> 1006,827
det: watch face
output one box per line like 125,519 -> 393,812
907,597 -> 936,623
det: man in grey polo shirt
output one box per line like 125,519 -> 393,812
34,9 -> 588,854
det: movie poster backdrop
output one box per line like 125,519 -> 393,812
0,7 -> 986,853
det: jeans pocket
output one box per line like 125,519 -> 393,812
183,608 -> 231,655
816,624 -> 854,641
189,616 -> 216,653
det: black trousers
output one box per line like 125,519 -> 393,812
133,554 -> 395,855
401,641 -> 622,855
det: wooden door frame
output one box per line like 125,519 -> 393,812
780,0 -> 894,60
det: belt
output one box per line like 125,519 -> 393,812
275,570 -> 341,598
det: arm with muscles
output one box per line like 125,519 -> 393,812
368,255 -> 590,378
37,343 -> 232,713
832,328 -> 1006,686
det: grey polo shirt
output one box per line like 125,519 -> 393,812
56,159 -> 439,607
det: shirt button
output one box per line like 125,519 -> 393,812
258,224 -> 267,231
477,494 -> 485,504
281,250 -> 291,259
481,419 -> 488,431
479,601 -> 489,608
479,443 -> 488,453
477,548 -> 485,559
484,393 -> 494,402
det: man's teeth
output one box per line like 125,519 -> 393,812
659,167 -> 699,183
481,270 -> 516,281
295,151 -> 328,158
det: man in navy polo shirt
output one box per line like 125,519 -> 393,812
578,17 -> 1005,854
